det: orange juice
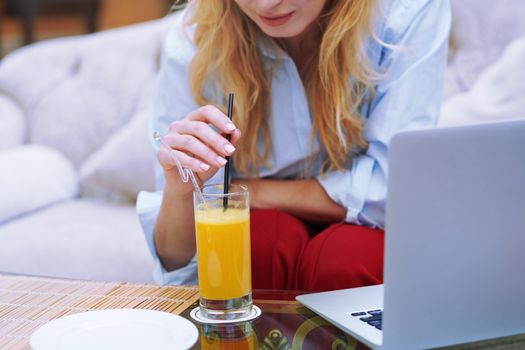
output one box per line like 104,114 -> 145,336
195,208 -> 251,300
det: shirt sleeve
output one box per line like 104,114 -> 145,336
317,0 -> 451,229
136,12 -> 200,285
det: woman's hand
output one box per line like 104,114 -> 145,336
157,105 -> 241,196
154,105 -> 241,271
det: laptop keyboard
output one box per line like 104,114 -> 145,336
351,309 -> 383,330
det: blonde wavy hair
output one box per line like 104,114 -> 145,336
186,0 -> 382,176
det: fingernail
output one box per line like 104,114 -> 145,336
226,122 -> 236,131
224,144 -> 235,154
200,163 -> 210,171
216,156 -> 227,166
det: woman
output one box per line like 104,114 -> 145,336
137,0 -> 451,290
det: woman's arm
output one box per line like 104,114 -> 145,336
154,106 -> 241,272
154,185 -> 196,272
240,178 -> 346,223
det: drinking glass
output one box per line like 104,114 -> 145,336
193,184 -> 252,320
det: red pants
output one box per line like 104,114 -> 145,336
250,209 -> 384,291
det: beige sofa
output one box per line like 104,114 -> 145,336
0,1 -> 524,283
0,16 -> 175,282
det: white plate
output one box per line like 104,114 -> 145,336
30,309 -> 199,350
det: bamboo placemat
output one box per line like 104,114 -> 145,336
0,274 -> 199,350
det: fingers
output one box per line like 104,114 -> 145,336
160,105 -> 240,172
159,104 -> 240,174
185,105 -> 236,135
230,128 -> 242,145
157,143 -> 212,173
164,132 -> 228,169
169,120 -> 236,158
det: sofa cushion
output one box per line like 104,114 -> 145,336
0,198 -> 155,283
28,49 -> 157,169
79,106 -> 156,203
0,16 -> 173,168
0,145 -> 78,224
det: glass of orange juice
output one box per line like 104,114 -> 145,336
193,184 -> 252,320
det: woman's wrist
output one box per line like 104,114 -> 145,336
162,168 -> 196,200
163,183 -> 194,202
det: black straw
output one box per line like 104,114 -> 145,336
223,93 -> 234,210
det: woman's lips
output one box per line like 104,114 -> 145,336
259,12 -> 294,27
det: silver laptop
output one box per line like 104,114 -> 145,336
297,120 -> 525,350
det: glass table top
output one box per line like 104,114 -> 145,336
180,289 -> 361,350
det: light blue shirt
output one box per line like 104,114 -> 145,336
137,0 -> 451,285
